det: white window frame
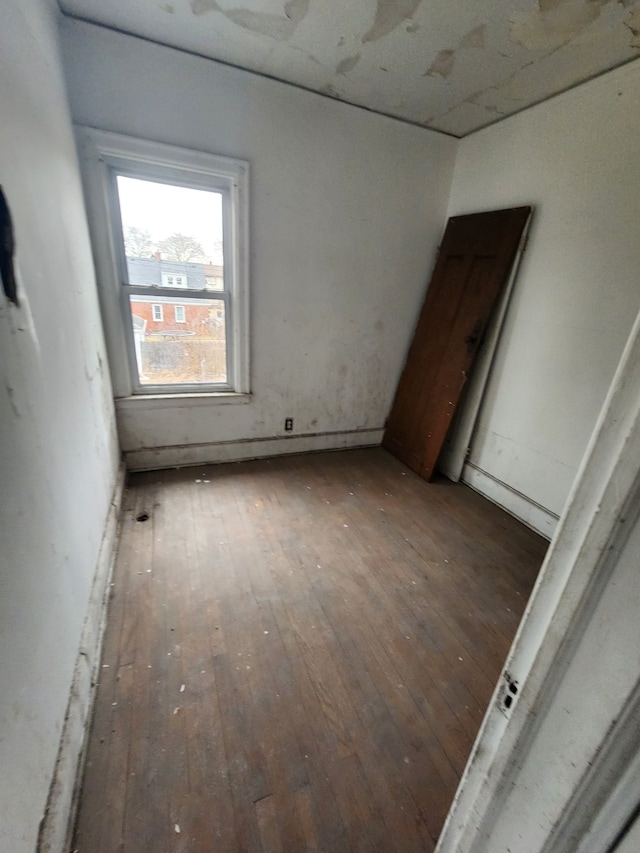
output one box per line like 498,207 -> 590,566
174,305 -> 186,323
152,304 -> 163,322
76,128 -> 250,398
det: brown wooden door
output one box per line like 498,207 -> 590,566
383,206 -> 531,481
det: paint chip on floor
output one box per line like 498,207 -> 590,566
175,824 -> 181,833
180,684 -> 185,692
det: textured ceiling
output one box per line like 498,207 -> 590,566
58,0 -> 640,136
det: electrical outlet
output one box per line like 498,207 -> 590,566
284,417 -> 293,431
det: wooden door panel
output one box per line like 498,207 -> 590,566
387,256 -> 496,472
390,255 -> 469,446
384,207 -> 531,481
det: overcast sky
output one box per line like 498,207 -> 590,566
117,176 -> 223,261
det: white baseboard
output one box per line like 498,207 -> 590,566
124,427 -> 384,471
37,462 -> 126,853
462,461 -> 558,540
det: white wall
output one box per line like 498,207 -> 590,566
447,59 -> 640,536
437,279 -> 640,853
0,3 -> 119,850
59,18 -> 457,470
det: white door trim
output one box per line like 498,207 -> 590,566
437,303 -> 640,852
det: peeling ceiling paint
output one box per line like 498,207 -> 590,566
58,0 -> 640,136
625,6 -> 640,42
336,54 -> 361,75
362,0 -> 421,44
426,49 -> 456,80
188,0 -> 311,41
511,0 -> 611,50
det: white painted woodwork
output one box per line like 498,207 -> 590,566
61,18 -> 457,469
462,462 -> 559,540
437,303 -> 640,852
76,129 -> 250,396
614,814 -> 640,853
124,426 -> 383,471
38,466 -> 125,853
0,3 -> 120,850
4,7 -> 640,849
446,59 -> 640,534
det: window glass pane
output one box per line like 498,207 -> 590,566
205,273 -> 224,291
130,296 -> 227,385
116,176 -> 224,289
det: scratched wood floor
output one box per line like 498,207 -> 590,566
72,448 -> 546,853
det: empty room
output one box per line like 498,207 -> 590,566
2,1 -> 640,851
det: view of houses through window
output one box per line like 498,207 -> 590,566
117,176 -> 228,387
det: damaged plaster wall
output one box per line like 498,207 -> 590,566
59,18 -> 457,469
0,2 -> 119,850
446,57 -> 640,536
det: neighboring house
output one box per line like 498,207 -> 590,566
127,256 -> 224,292
133,298 -> 213,337
128,256 -> 225,341
7,4 -> 640,853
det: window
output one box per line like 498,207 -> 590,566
78,129 -> 249,397
162,273 -> 187,288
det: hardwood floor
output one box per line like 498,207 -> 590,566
72,448 -> 546,852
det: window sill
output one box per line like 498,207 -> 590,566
115,392 -> 252,411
